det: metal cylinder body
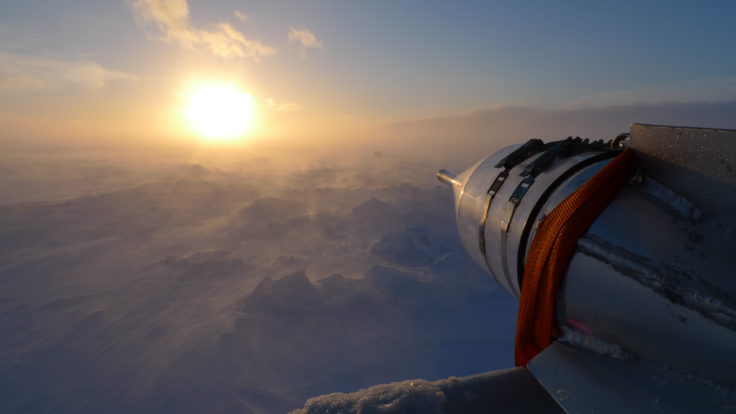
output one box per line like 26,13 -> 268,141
441,128 -> 736,386
449,144 -> 613,297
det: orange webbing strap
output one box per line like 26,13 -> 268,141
514,149 -> 635,366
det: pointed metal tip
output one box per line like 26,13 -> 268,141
437,169 -> 458,187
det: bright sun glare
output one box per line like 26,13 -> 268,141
184,83 -> 255,141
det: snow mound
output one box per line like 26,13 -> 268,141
295,377 -> 448,414
293,368 -> 563,414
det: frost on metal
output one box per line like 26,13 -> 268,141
577,234 -> 736,331
639,175 -> 703,222
559,326 -> 632,360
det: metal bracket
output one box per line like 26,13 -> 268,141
499,176 -> 536,288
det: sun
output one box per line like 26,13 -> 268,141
183,83 -> 255,141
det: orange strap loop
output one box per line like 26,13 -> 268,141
514,149 -> 635,366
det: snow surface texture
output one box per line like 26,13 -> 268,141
299,377 -> 451,414
293,367 -> 563,414
3,102 -> 736,413
0,150 -> 517,413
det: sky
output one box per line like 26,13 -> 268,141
1,0 -> 736,147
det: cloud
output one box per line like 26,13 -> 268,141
371,225 -> 453,267
288,27 -> 324,49
278,102 -> 303,111
289,26 -> 324,57
131,0 -> 276,60
265,96 -> 302,111
0,150 -> 518,412
233,10 -> 249,22
0,52 -> 136,92
576,77 -> 736,107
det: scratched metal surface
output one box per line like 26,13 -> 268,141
561,181 -> 736,386
529,342 -> 736,413
629,123 -> 736,229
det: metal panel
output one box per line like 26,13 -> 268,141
629,123 -> 736,228
559,183 -> 736,385
529,342 -> 736,413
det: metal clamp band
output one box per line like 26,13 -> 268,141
478,169 -> 509,256
500,176 -> 536,290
